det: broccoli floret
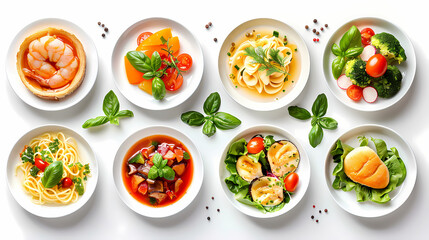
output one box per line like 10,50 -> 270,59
345,59 -> 371,87
371,32 -> 406,64
372,65 -> 402,98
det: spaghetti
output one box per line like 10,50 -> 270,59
16,132 -> 90,205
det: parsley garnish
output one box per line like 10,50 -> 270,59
48,139 -> 60,153
244,46 -> 289,76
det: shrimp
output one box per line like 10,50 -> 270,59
23,35 -> 79,89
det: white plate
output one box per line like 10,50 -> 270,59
111,18 -> 204,110
324,124 -> 417,217
322,17 -> 416,112
112,126 -> 204,218
6,125 -> 99,218
5,18 -> 98,111
218,18 -> 310,111
218,125 -> 310,218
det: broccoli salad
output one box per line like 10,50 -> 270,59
331,26 -> 406,103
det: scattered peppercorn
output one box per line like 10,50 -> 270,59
316,220 -> 319,223
207,217 -> 211,221
97,22 -> 101,26
325,24 -> 328,28
313,205 -> 315,208
317,38 -> 319,42
313,19 -> 317,23
324,209 -> 328,213
305,25 -> 309,30
102,33 -> 105,38
311,215 -> 314,219
205,24 -> 209,29
316,31 -> 320,35
320,27 -> 324,31
104,28 -> 108,32
312,29 -> 316,33
101,24 -> 105,27
214,38 -> 217,42
209,22 -> 212,26
206,206 -> 209,209
313,38 -> 316,42
217,209 -> 220,212
211,197 -> 214,200
319,210 -> 322,213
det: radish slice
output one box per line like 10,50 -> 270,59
362,86 -> 378,103
337,74 -> 353,90
360,45 -> 376,61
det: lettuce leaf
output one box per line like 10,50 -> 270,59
331,138 -> 407,204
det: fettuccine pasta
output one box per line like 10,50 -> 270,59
16,132 -> 90,205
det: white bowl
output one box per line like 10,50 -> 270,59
322,17 -> 416,112
112,126 -> 204,218
6,125 -> 98,218
5,18 -> 98,111
324,124 -> 417,217
218,125 -> 310,218
218,18 -> 310,111
111,17 -> 204,110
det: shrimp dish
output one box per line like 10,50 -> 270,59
16,28 -> 86,100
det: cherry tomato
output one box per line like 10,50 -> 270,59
366,54 -> 387,78
177,53 -> 193,71
284,172 -> 299,192
247,137 -> 265,154
137,32 -> 153,46
62,177 -> 73,188
162,68 -> 183,91
35,158 -> 49,172
360,28 -> 375,46
346,85 -> 363,101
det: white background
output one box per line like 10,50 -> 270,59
1,0 -> 427,239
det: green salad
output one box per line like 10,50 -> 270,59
331,136 -> 406,204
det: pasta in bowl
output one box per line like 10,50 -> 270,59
218,18 -> 310,111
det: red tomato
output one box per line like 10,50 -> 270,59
347,85 -> 363,101
360,28 -> 375,46
247,137 -> 265,154
366,54 -> 387,78
62,177 -> 73,188
35,158 -> 49,172
137,32 -> 153,46
177,53 -> 193,71
162,68 -> 183,91
284,172 -> 299,192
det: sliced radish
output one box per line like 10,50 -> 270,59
337,74 -> 353,90
362,86 -> 378,103
360,45 -> 376,61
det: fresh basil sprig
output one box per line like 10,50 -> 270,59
41,161 -> 63,188
148,153 -> 175,180
181,92 -> 241,137
331,25 -> 363,79
82,90 -> 133,128
288,93 -> 338,148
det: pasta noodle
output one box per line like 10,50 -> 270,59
228,34 -> 293,95
16,132 -> 90,205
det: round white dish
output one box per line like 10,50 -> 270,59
218,124 -> 310,218
324,124 -> 417,217
5,18 -> 98,111
322,17 -> 416,112
218,18 -> 310,111
111,17 -> 204,110
112,126 -> 204,218
6,125 -> 98,218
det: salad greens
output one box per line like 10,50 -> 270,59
331,136 -> 407,204
224,136 -> 291,213
288,93 -> 338,147
181,92 -> 241,137
82,90 -> 134,129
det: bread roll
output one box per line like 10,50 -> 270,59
344,146 -> 389,189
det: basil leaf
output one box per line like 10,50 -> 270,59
82,116 -> 109,128
143,72 -> 155,80
183,152 -> 191,160
309,124 -> 323,148
203,120 -> 216,137
181,111 -> 205,126
103,90 -> 120,117
331,43 -> 342,56
318,117 -> 338,130
152,77 -> 166,100
110,118 -> 119,126
339,25 -> 361,52
151,51 -> 162,71
344,47 -> 364,58
30,166 -> 40,177
332,56 -> 346,79
311,116 -> 319,126
153,153 -> 163,167
148,166 -> 159,179
213,112 -> 241,130
312,93 -> 328,117
288,106 -> 311,120
162,166 -> 175,181
203,92 -> 221,115
161,159 -> 168,168
115,110 -> 134,118
41,161 -> 64,188
126,51 -> 152,73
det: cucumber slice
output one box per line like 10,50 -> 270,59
128,152 -> 145,164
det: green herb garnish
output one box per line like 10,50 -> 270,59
148,153 -> 175,180
244,46 -> 289,76
273,30 -> 279,38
